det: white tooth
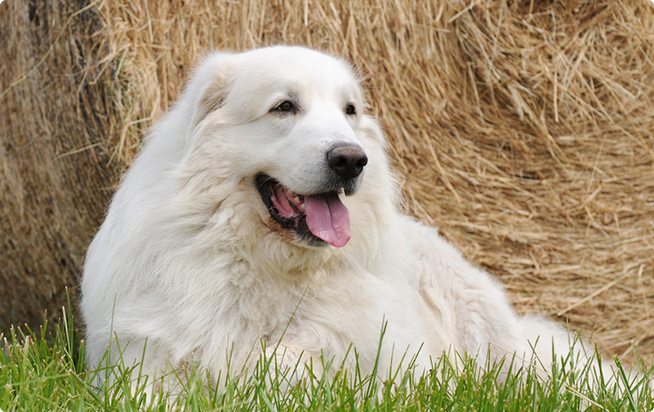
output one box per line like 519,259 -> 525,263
300,204 -> 306,211
293,196 -> 300,204
288,190 -> 295,197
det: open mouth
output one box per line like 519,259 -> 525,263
256,174 -> 351,247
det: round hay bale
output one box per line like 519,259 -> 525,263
0,1 -> 123,332
1,0 -> 652,366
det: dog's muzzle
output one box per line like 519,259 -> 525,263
255,144 -> 368,248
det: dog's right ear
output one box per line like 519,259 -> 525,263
188,55 -> 233,128
179,53 -> 234,156
193,72 -> 229,126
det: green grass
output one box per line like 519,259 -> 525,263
1,312 -> 652,411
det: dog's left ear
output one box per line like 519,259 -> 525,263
359,115 -> 388,148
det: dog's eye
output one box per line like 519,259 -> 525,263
272,100 -> 297,113
345,104 -> 356,115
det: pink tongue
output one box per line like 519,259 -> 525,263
305,193 -> 351,247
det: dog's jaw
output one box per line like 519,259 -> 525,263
255,174 -> 351,247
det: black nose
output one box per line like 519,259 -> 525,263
327,145 -> 368,180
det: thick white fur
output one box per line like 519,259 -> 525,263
81,46 -> 587,388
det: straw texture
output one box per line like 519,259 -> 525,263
0,1 -> 120,331
1,0 -> 653,365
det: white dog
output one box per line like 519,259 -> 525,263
81,46 -> 584,389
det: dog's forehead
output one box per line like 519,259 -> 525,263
233,47 -> 360,97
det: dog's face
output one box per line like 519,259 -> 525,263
182,47 -> 383,249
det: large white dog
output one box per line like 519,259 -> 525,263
81,46 -> 581,388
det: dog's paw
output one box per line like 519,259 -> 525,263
263,345 -> 324,384
265,345 -> 305,372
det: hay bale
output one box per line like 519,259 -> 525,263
1,0 -> 653,366
0,1 -> 123,330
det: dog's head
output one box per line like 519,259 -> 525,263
174,46 -> 394,251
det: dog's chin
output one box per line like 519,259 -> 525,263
255,174 -> 357,248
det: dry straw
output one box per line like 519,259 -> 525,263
1,0 -> 653,366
